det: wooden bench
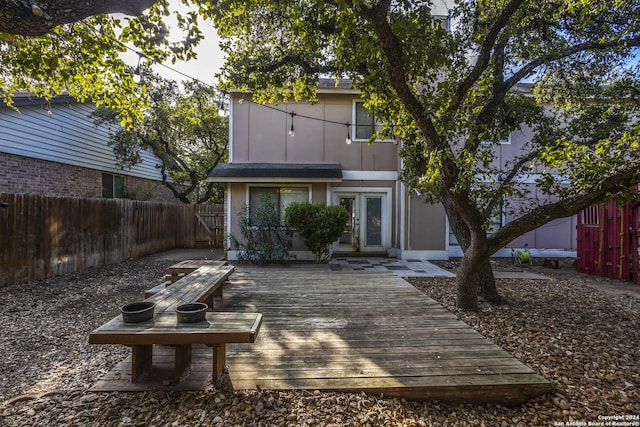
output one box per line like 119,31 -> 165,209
89,264 -> 262,383
143,281 -> 171,299
147,264 -> 234,310
144,260 -> 228,297
89,312 -> 262,382
166,260 -> 227,283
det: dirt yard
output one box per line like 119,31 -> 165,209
1,254 -> 638,426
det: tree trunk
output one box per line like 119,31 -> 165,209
445,206 -> 507,310
455,253 -> 480,312
477,258 -> 507,305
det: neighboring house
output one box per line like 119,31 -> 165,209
0,93 -> 178,202
209,79 -> 577,261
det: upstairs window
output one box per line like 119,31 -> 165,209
434,15 -> 450,31
354,101 -> 382,140
352,101 -> 396,142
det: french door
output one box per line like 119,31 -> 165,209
334,192 -> 388,253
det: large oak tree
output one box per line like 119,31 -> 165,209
207,0 -> 640,311
90,68 -> 228,204
5,0 -> 640,311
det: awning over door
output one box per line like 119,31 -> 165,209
208,163 -> 343,183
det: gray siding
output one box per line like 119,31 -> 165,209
0,101 -> 164,181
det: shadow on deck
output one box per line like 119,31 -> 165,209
92,264 -> 552,404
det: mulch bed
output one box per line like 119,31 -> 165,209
1,256 -> 638,426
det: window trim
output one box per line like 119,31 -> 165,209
433,15 -> 450,31
351,100 -> 395,143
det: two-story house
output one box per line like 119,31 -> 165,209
209,79 -> 577,261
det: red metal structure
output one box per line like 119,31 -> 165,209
576,199 -> 640,283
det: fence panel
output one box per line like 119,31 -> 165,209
0,193 -> 201,287
576,199 -> 640,283
195,204 -> 225,248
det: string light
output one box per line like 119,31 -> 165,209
132,52 -> 143,85
80,21 -> 406,142
289,112 -> 296,137
29,1 -> 43,16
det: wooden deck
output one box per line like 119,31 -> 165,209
219,265 -> 551,404
91,264 -> 552,403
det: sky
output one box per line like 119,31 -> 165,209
120,4 -> 225,87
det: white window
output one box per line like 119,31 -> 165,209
448,205 -> 503,246
353,101 -> 382,141
248,186 -> 310,225
434,15 -> 450,31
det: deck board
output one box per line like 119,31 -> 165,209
92,264 -> 551,403
215,265 -> 551,404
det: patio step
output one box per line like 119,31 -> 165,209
332,251 -> 389,258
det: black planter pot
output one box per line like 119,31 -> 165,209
176,303 -> 208,323
120,301 -> 155,323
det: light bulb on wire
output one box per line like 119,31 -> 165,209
289,112 -> 296,137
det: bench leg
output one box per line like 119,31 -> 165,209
213,284 -> 224,300
212,343 -> 226,379
203,294 -> 214,310
174,345 -> 193,380
131,345 -> 153,382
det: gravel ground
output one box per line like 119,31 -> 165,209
1,256 -> 639,426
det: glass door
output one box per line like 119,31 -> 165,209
334,192 -> 388,253
363,195 -> 383,248
337,196 -> 358,251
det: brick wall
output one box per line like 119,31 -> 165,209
0,152 -> 180,202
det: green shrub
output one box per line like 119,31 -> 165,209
228,195 -> 294,264
285,202 -> 349,263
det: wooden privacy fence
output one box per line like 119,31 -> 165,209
195,203 -> 225,249
575,199 -> 640,284
0,193 -> 224,287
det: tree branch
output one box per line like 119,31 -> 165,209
485,148 -> 542,215
504,36 -> 640,89
361,3 -> 443,148
446,0 -> 527,118
244,54 -> 336,75
0,0 -> 160,36
487,161 -> 640,254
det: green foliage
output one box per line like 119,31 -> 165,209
211,0 -> 640,248
209,0 -> 640,309
285,202 -> 349,263
123,182 -> 156,201
229,195 -> 294,265
1,0 -> 208,126
90,67 -> 228,204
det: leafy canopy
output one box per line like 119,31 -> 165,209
207,0 -> 640,310
91,67 -> 228,204
1,0 -> 207,127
